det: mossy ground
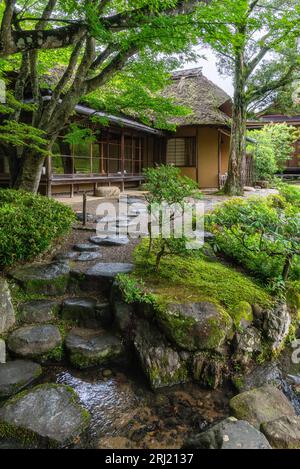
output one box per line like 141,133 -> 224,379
131,239 -> 273,322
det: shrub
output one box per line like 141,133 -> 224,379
0,189 -> 75,266
206,194 -> 300,284
143,165 -> 202,268
247,124 -> 299,181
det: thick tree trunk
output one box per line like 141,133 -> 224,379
224,52 -> 247,196
13,151 -> 45,193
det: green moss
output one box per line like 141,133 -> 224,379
132,239 -> 273,318
232,301 -> 254,330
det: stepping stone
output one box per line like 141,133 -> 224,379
183,417 -> 271,449
229,384 -> 295,429
7,325 -> 62,360
19,300 -> 60,324
0,278 -> 16,334
60,297 -> 112,328
125,197 -> 145,205
61,297 -> 99,328
76,212 -> 95,223
86,263 -> 134,280
10,262 -> 70,296
76,252 -> 102,262
89,236 -> 129,246
0,360 -> 42,398
54,252 -> 79,261
73,243 -> 101,252
65,328 -> 124,369
0,384 -> 90,447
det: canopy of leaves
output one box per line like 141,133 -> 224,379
194,0 -> 300,111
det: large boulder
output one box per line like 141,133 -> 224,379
0,384 -> 90,447
10,262 -> 70,296
229,384 -> 295,429
0,360 -> 42,398
156,302 -> 232,352
183,417 -> 271,449
65,328 -> 124,369
7,325 -> 62,361
134,320 -> 189,389
263,303 -> 291,352
261,416 -> 300,449
19,300 -> 60,324
0,278 -> 15,333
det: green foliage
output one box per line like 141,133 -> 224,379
206,191 -> 300,284
0,120 -> 48,155
0,189 -> 75,266
116,274 -> 155,304
143,165 -> 202,268
278,183 -> 300,208
247,124 -> 299,180
144,164 -> 200,205
63,124 -> 96,146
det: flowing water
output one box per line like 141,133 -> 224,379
42,365 -> 232,449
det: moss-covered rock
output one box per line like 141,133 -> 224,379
229,384 -> 295,429
134,320 -> 189,389
10,262 -> 70,296
7,325 -> 63,362
155,301 -> 233,352
232,301 -> 253,330
0,384 -> 90,448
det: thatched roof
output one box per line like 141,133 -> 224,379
163,68 -> 232,126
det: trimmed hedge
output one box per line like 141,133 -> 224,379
0,189 -> 76,266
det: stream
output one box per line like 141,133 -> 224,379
41,364 -> 231,449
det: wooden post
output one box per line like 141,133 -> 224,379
121,129 -> 125,176
90,143 -> 93,175
131,133 -> 134,175
82,192 -> 87,226
218,131 -> 222,189
139,136 -> 142,175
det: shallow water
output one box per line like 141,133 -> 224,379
42,365 -> 231,449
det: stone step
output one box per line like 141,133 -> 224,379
76,252 -> 103,262
86,263 -> 134,281
0,360 -> 42,398
10,262 -> 70,296
65,327 -> 124,369
73,243 -> 101,252
19,300 -> 60,324
0,384 -> 90,447
90,235 -> 130,246
61,297 -> 112,328
7,325 -> 62,361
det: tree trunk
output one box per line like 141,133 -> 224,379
13,151 -> 46,193
224,51 -> 247,196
